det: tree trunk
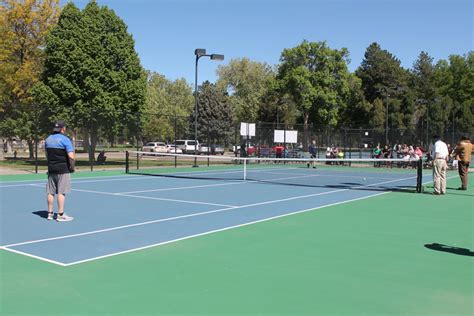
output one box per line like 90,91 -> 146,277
6,139 -> 13,154
71,130 -> 77,150
0,138 -> 4,160
82,127 -> 98,163
27,139 -> 34,159
90,128 -> 98,162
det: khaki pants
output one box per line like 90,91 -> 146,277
433,159 -> 447,194
458,161 -> 469,189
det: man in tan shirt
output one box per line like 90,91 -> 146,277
452,136 -> 472,190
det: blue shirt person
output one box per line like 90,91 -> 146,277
44,120 -> 75,222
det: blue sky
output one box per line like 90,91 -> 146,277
68,0 -> 472,84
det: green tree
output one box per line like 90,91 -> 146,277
142,72 -> 193,143
276,40 -> 351,147
0,0 -> 60,158
356,42 -> 407,102
258,77 -> 299,126
338,74 -> 371,128
37,1 -> 146,161
191,81 -> 234,144
216,58 -> 274,123
411,51 -> 442,143
439,53 -> 474,137
356,42 -> 412,137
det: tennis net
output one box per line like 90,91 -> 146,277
125,151 -> 424,193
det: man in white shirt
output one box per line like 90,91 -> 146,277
431,135 -> 449,195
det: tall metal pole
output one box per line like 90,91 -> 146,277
34,103 -> 39,174
192,49 -> 223,166
452,108 -> 455,145
426,115 -> 429,147
194,55 -> 199,167
385,92 -> 389,145
174,112 -> 177,168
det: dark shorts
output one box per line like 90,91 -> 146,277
46,173 -> 71,195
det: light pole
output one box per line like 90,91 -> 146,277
451,105 -> 455,145
379,86 -> 401,145
378,87 -> 391,145
193,48 -> 224,167
385,91 -> 389,145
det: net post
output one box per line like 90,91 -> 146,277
416,158 -> 423,193
243,157 -> 247,181
125,151 -> 129,174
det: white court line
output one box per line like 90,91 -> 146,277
2,175 -> 415,250
117,193 -> 237,208
116,181 -> 245,194
1,247 -> 67,267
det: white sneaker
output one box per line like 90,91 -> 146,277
47,212 -> 54,220
56,213 -> 74,222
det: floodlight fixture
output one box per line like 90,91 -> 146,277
195,48 -> 206,56
210,54 -> 224,61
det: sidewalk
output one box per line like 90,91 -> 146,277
0,166 -> 33,175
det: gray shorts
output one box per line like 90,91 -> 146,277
46,173 -> 71,195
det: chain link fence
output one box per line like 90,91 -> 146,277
2,111 -> 470,173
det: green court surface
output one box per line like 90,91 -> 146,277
1,174 -> 472,315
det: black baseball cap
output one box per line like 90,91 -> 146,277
53,120 -> 66,132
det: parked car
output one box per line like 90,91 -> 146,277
166,144 -> 182,154
200,143 -> 211,154
175,139 -> 200,154
142,142 -> 168,153
200,144 -> 225,155
212,144 -> 225,155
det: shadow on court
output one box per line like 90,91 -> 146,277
424,243 -> 474,257
32,210 -> 49,219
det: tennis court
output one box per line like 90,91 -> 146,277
1,155 -> 472,315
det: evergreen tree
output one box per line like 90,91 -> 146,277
191,81 -> 234,145
411,51 -> 440,142
356,43 -> 412,136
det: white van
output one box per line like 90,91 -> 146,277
175,140 -> 200,154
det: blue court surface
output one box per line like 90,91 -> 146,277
0,165 -> 432,266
